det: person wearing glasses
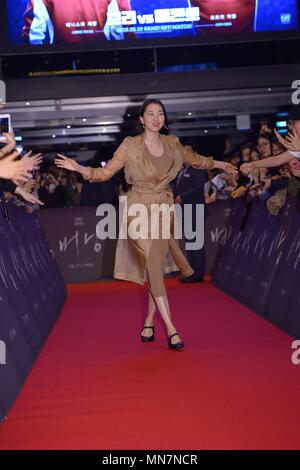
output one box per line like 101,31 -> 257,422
241,108 -> 300,175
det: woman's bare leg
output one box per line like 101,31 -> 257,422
144,240 -> 183,345
155,294 -> 182,345
141,290 -> 157,338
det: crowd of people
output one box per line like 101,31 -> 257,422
1,101 -> 300,350
1,110 -> 300,218
204,114 -> 300,216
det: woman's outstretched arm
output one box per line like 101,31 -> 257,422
174,136 -> 237,174
240,151 -> 295,174
55,137 -> 130,182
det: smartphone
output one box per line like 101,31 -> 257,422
0,114 -> 11,143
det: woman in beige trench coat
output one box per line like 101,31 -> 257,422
55,99 -> 237,350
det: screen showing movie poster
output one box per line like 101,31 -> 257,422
6,0 -> 299,46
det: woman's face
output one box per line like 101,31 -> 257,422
272,142 -> 283,156
231,155 -> 240,166
242,147 -> 251,162
140,103 -> 165,133
250,149 -> 260,161
257,137 -> 271,158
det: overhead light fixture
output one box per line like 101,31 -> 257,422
276,121 -> 287,128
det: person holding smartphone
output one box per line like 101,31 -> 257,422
0,114 -> 11,144
241,108 -> 300,175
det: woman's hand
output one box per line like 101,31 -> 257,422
290,167 -> 300,178
18,179 -> 37,193
240,162 -> 255,175
0,151 -> 33,183
0,129 -> 16,156
274,129 -> 300,151
15,186 -> 44,205
55,154 -> 80,172
21,151 -> 43,174
214,160 -> 238,175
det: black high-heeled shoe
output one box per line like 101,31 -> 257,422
168,332 -> 184,350
141,325 -> 155,342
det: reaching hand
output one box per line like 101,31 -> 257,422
224,162 -> 238,175
0,129 -> 16,155
16,186 -> 44,205
18,179 -> 37,193
240,162 -> 255,175
215,161 -> 238,175
291,168 -> 300,178
274,129 -> 300,152
260,124 -> 272,134
283,129 -> 300,151
2,131 -> 14,145
0,151 -> 33,183
55,154 -> 80,172
21,151 -> 43,174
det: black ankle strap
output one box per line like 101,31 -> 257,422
168,332 -> 179,340
143,325 -> 154,329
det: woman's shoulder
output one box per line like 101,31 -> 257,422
121,135 -> 143,146
161,134 -> 180,146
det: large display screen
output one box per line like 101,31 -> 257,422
4,0 -> 299,47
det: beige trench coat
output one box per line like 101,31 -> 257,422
85,133 -> 214,285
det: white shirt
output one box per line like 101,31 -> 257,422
289,151 -> 300,160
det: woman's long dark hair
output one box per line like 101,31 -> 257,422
133,98 -> 169,136
257,132 -> 275,157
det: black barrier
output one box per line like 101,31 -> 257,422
214,197 -> 300,338
0,206 -> 67,421
39,202 -> 233,284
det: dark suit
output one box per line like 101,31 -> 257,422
174,166 -> 208,279
0,180 -> 17,222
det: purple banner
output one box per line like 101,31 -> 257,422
214,196 -> 300,338
0,205 -> 66,421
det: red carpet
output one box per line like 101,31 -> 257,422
0,279 -> 300,450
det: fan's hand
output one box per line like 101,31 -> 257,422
55,154 -> 80,172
